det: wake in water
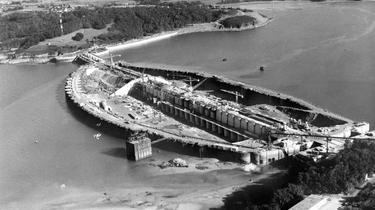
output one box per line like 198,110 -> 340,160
238,67 -> 267,79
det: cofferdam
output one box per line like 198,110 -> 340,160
67,53 -> 373,165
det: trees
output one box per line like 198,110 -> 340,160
219,15 -> 256,29
0,11 -> 60,49
297,141 -> 375,195
273,184 -> 304,209
0,2 -> 225,50
221,141 -> 375,210
342,183 -> 375,210
135,0 -> 161,5
72,32 -> 84,41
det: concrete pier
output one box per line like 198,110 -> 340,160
126,136 -> 152,161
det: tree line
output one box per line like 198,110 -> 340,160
219,15 -> 256,29
0,2 -> 225,50
222,141 -> 375,210
341,183 -> 375,210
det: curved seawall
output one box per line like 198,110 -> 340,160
64,67 -> 255,153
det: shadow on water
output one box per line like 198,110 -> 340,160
56,78 -> 71,113
101,147 -> 127,159
211,170 -> 288,210
238,70 -> 265,79
153,140 -> 243,163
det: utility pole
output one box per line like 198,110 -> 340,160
110,53 -> 114,67
326,137 -> 331,154
199,147 -> 204,159
235,91 -> 242,104
59,13 -> 64,36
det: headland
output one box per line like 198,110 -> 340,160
0,5 -> 271,65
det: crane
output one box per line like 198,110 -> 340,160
100,53 -> 121,68
220,89 -> 244,103
171,74 -> 200,90
180,76 -> 200,88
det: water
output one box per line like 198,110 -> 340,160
1,2 -> 375,208
0,63 -> 141,205
119,2 -> 375,125
0,65 -> 246,209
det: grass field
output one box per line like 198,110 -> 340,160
25,24 -> 112,54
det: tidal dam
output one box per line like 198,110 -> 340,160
66,53 -> 375,164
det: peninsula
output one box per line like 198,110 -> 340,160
0,2 -> 271,64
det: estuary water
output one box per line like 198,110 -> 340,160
1,2 -> 375,208
119,2 -> 375,125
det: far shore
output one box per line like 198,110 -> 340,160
1,0 -> 371,65
0,10 -> 271,65
98,12 -> 271,57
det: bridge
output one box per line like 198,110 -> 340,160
73,53 -> 142,78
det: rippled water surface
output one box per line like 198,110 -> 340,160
119,2 -> 375,124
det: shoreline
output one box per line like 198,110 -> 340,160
23,166 -> 282,210
0,10 -> 272,65
98,10 -> 272,55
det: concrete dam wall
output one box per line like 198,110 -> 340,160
119,63 -> 349,127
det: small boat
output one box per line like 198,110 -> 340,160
93,133 -> 102,140
259,66 -> 265,71
222,58 -> 227,62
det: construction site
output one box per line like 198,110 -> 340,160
65,53 -> 375,165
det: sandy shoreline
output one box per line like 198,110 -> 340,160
12,156 -> 281,210
99,10 -> 271,54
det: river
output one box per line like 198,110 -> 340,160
1,2 -> 375,209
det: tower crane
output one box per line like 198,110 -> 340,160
220,89 -> 244,103
180,76 -> 200,88
171,74 -> 200,90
